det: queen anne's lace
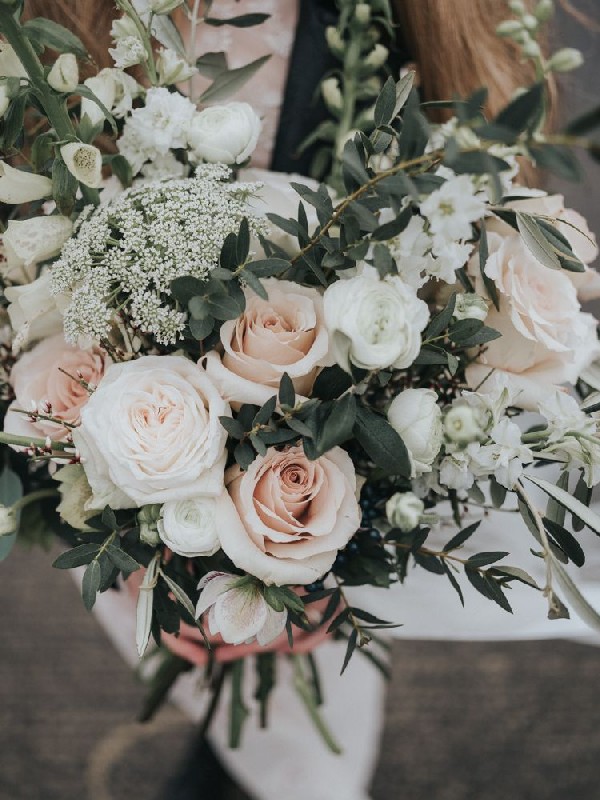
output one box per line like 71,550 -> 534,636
51,166 -> 267,346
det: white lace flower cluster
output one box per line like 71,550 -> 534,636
51,167 -> 267,346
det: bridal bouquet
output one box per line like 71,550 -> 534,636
2,0 -> 600,748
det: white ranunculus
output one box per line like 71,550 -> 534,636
157,494 -> 221,557
388,388 -> 443,476
5,272 -> 64,348
156,48 -> 196,85
72,355 -> 230,510
386,492 -> 424,532
0,161 -> 52,204
196,571 -> 288,646
323,266 -> 429,373
4,216 -> 73,266
47,53 -> 79,93
60,143 -> 103,188
188,102 -> 261,165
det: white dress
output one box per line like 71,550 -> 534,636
89,7 -> 600,798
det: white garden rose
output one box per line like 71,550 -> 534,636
157,495 -> 221,557
387,388 -> 443,476
188,102 -> 261,165
72,355 -> 230,509
323,266 -> 429,373
0,161 -> 52,204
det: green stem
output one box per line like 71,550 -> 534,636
11,488 -> 59,513
291,655 -> 342,754
0,431 -> 73,453
0,8 -> 99,205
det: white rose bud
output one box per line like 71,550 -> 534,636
0,161 -> 52,204
47,53 -> 79,93
188,102 -> 261,165
157,48 -> 197,85
443,405 -> 485,446
138,504 -> 162,546
321,77 -> 343,112
387,388 -> 443,476
386,492 -> 424,532
355,3 -> 371,24
323,266 -> 429,373
0,505 -> 16,536
453,293 -> 488,322
149,0 -> 184,13
365,44 -> 389,70
158,496 -> 221,557
548,48 -> 584,73
60,143 -> 103,188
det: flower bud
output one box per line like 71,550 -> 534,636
47,53 -> 79,93
0,505 -> 16,536
156,48 -> 197,85
60,142 -> 103,188
365,43 -> 389,70
453,293 -> 488,322
548,47 -> 584,73
0,161 -> 53,204
149,0 -> 184,13
325,26 -> 345,55
535,0 -> 555,21
522,40 -> 542,59
138,504 -> 162,546
355,3 -> 371,24
508,0 -> 526,14
521,13 -> 539,30
496,19 -> 524,37
0,84 -> 9,117
386,492 -> 424,532
321,77 -> 343,112
443,405 -> 485,446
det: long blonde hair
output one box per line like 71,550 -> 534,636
23,0 -> 555,119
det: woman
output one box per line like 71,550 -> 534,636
16,2 -> 600,799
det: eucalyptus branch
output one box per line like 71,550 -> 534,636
514,480 -> 553,596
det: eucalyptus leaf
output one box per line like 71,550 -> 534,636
525,474 -> 600,535
82,559 -> 101,611
199,55 -> 270,104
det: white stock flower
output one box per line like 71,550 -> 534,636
60,143 -> 103,188
47,53 -> 79,93
419,176 -> 485,243
72,355 -> 230,509
4,216 -> 73,266
139,152 -> 188,181
0,162 -> 52,204
196,572 -> 288,646
110,36 -> 146,70
188,103 -> 261,166
386,492 -> 424,532
388,215 -> 434,289
453,293 -> 488,322
470,418 -> 533,489
157,495 -> 221,557
387,388 -> 443,476
156,48 -> 196,85
323,266 -> 429,373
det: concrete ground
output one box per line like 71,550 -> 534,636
2,544 -> 600,800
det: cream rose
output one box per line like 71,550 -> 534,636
218,444 -> 361,586
323,266 -> 429,373
467,231 -> 600,408
387,388 -> 443,476
188,102 -> 261,165
72,355 -> 230,510
157,495 -> 221,557
204,279 -> 330,408
4,333 -> 110,441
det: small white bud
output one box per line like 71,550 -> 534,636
443,406 -> 485,446
60,142 -> 103,188
522,39 -> 541,58
47,53 -> 79,93
355,3 -> 371,24
386,492 -> 424,532
521,13 -> 539,30
321,77 -> 343,112
453,293 -> 488,322
138,504 -> 162,546
156,48 -> 197,85
365,43 -> 389,70
535,0 -> 555,22
496,19 -> 524,37
0,505 -> 17,536
0,84 -> 9,117
149,0 -> 184,13
325,26 -> 344,54
508,0 -> 526,14
548,47 -> 584,73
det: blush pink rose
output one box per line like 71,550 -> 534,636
217,444 -> 361,586
204,279 -> 330,408
4,333 -> 109,441
466,231 -> 600,408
